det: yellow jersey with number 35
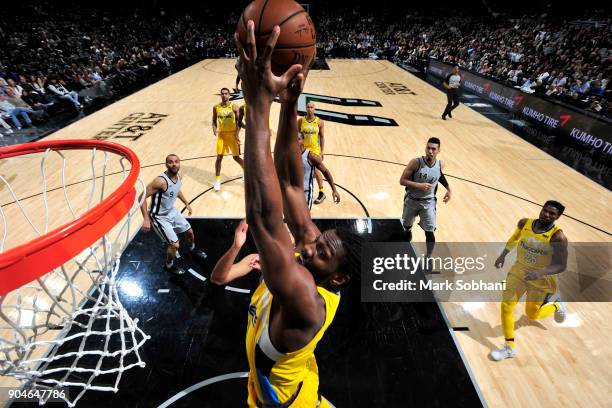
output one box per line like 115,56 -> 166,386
245,279 -> 339,407
514,218 -> 560,269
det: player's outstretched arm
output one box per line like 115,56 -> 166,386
235,22 -> 321,325
275,72 -> 320,244
211,220 -> 260,285
139,177 -> 166,232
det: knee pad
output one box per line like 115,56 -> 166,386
424,231 -> 435,242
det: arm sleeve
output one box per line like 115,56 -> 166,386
439,173 -> 449,189
504,227 -> 522,252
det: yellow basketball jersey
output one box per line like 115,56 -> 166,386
245,279 -> 340,407
514,218 -> 560,269
215,102 -> 236,132
300,116 -> 320,150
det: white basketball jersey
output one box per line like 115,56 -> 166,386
405,157 -> 441,200
149,172 -> 181,216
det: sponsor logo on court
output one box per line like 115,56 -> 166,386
230,91 -> 398,126
94,113 -> 169,141
374,82 -> 417,95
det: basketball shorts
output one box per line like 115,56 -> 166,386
217,131 -> 240,157
502,264 -> 558,303
304,186 -> 314,210
304,142 -> 320,156
149,207 -> 191,244
402,197 -> 436,232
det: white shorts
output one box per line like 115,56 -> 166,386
149,208 -> 191,244
402,197 -> 436,232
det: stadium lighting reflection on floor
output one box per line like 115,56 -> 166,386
119,280 -> 144,298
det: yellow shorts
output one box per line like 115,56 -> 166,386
247,358 -> 329,408
217,131 -> 240,157
304,143 -> 320,156
503,264 -> 558,303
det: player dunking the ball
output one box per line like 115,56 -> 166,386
491,201 -> 568,361
212,87 -> 244,191
299,101 -> 327,204
235,21 -> 363,407
140,154 -> 207,275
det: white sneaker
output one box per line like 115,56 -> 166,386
554,297 -> 566,323
546,293 -> 566,323
213,180 -> 221,191
490,343 -> 517,361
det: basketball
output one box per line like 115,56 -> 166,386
236,0 -> 316,76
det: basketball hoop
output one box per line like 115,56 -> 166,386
0,140 -> 149,407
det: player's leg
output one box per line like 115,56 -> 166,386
418,199 -> 436,258
401,198 -> 419,242
225,133 -> 244,169
310,146 -> 325,204
173,210 -> 207,260
214,136 -> 225,191
165,241 -> 184,275
151,213 -> 185,274
525,275 -> 565,323
491,268 -> 525,360
313,169 -> 325,204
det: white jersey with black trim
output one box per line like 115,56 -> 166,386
405,157 -> 441,201
149,172 -> 181,216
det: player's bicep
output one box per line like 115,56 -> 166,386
399,159 -> 417,184
551,231 -> 569,268
146,177 -> 164,198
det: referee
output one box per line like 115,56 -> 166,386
442,65 -> 461,120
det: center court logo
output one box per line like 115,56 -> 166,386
230,91 -> 398,126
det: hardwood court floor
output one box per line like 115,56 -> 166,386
2,59 -> 611,407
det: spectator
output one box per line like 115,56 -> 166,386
47,78 -> 82,110
0,93 -> 35,129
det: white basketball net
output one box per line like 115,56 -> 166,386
0,147 -> 149,407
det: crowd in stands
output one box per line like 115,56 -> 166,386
0,2 -> 236,137
318,9 -> 611,117
1,2 -> 610,138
